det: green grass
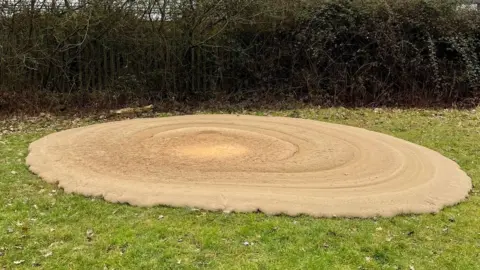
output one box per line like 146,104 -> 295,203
1,108 -> 479,269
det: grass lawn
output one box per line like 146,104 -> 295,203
1,108 -> 479,269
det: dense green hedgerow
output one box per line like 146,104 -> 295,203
0,0 -> 479,112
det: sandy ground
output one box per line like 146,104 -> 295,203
26,115 -> 472,217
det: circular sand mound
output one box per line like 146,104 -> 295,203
26,115 -> 472,217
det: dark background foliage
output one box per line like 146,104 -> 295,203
1,0 -> 479,113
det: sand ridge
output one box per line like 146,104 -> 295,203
26,114 -> 472,217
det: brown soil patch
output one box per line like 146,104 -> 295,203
26,115 -> 472,217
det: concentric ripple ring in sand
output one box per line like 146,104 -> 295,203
26,115 -> 472,217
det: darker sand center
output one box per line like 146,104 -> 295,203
175,143 -> 249,159
168,131 -> 251,160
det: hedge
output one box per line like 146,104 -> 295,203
1,0 -> 479,112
